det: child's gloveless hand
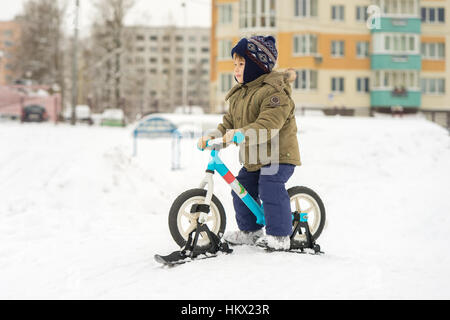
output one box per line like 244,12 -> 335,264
223,129 -> 238,144
197,136 -> 211,150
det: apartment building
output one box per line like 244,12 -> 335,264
0,20 -> 21,85
210,0 -> 449,116
123,26 -> 211,114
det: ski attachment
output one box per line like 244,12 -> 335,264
155,220 -> 233,267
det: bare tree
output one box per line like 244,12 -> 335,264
89,0 -> 135,114
14,0 -> 66,91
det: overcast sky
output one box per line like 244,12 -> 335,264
0,0 -> 211,35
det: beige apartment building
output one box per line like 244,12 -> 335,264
123,25 -> 211,114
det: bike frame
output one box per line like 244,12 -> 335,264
199,147 -> 266,226
198,134 -> 308,226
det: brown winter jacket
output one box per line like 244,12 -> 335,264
216,71 -> 301,172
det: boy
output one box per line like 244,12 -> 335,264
197,36 -> 301,251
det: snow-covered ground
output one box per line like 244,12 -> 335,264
0,114 -> 449,299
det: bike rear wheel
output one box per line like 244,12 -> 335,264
288,186 -> 326,243
168,189 -> 227,249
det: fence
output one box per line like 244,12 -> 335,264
0,86 -> 62,122
297,106 -> 356,117
420,109 -> 450,131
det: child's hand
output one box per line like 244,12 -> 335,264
197,136 -> 211,150
223,129 -> 239,144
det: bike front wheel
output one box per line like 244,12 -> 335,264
168,188 -> 227,249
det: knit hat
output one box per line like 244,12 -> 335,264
231,35 -> 278,84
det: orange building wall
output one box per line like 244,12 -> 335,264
421,36 -> 446,72
0,20 -> 21,85
278,32 -> 371,70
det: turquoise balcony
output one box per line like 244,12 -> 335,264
371,17 -> 421,34
371,54 -> 421,70
371,90 -> 421,108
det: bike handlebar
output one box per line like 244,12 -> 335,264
202,131 -> 245,150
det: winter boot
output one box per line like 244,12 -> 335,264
256,235 -> 291,251
223,229 -> 264,246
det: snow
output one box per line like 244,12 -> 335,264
0,115 -> 449,299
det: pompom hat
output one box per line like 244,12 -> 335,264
231,35 -> 278,84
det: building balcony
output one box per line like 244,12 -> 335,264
371,17 -> 421,34
371,89 -> 421,108
371,54 -> 421,70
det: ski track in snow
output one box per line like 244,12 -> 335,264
0,116 -> 450,299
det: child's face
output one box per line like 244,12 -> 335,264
233,56 -> 245,84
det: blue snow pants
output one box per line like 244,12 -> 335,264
232,164 -> 295,237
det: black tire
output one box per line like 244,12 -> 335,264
288,186 -> 326,242
168,188 -> 226,249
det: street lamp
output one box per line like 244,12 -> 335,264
182,1 -> 188,114
52,83 -> 61,125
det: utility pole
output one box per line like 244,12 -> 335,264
71,0 -> 80,125
182,1 -> 188,114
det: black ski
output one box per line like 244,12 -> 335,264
154,251 -> 219,267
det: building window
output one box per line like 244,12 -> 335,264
384,0 -> 418,16
421,42 -> 445,60
373,70 -> 420,90
356,77 -> 370,93
219,39 -> 233,60
331,77 -> 344,92
293,34 -> 317,56
220,73 -> 234,92
331,5 -> 345,21
3,30 -> 13,37
356,41 -> 370,58
331,40 -> 345,57
219,3 -> 233,24
421,7 -> 445,23
149,35 -> 158,41
293,70 -> 318,90
239,0 -> 276,29
383,0 -> 418,15
356,6 -> 368,22
373,33 -> 419,54
294,0 -> 318,18
422,78 -> 445,94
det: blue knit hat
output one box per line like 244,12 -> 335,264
231,35 -> 278,84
